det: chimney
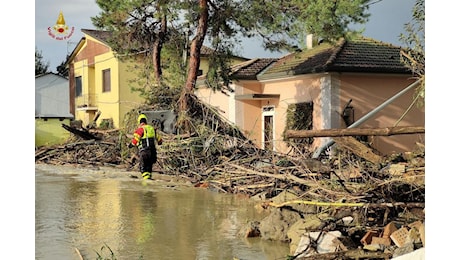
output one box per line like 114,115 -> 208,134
306,34 -> 314,49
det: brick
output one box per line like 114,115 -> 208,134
408,220 -> 422,231
382,222 -> 397,238
371,236 -> 392,246
390,227 -> 409,248
361,230 -> 379,245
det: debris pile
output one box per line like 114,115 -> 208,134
35,94 -> 424,259
35,129 -> 124,167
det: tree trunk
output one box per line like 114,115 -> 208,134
332,136 -> 383,164
285,126 -> 425,138
152,14 -> 167,83
180,0 -> 209,113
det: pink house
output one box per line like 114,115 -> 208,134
195,37 -> 424,156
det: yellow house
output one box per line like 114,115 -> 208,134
66,29 -> 142,129
66,29 -> 249,129
195,37 -> 425,156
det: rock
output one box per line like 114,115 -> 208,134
237,221 -> 260,238
269,190 -> 317,214
259,208 -> 301,242
391,247 -> 424,260
392,243 -> 414,258
363,243 -> 384,251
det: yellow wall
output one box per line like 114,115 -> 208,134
74,59 -> 92,127
72,35 -> 247,130
93,52 -> 120,127
118,61 -> 146,126
73,48 -> 144,129
35,119 -> 72,147
200,58 -> 210,76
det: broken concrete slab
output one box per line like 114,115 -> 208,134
293,231 -> 342,257
391,247 -> 424,260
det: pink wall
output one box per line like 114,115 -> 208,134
195,73 -> 425,156
195,87 -> 231,121
262,77 -> 322,152
339,74 -> 424,154
239,99 -> 263,143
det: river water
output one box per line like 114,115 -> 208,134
35,164 -> 291,260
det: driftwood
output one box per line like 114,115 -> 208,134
285,126 -> 425,138
36,95 -> 425,260
267,200 -> 425,209
295,249 -> 392,260
35,139 -> 121,165
62,124 -> 101,140
87,110 -> 101,128
37,120 -> 424,208
74,248 -> 84,260
333,136 -> 383,164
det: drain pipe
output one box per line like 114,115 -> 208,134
312,79 -> 422,159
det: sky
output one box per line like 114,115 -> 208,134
35,0 -> 417,73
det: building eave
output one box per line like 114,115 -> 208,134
235,94 -> 280,100
65,37 -> 86,67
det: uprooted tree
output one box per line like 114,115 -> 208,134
91,0 -> 374,131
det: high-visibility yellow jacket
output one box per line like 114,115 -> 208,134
131,123 -> 162,149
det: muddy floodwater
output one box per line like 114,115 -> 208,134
35,164 -> 290,260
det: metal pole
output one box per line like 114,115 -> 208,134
312,79 -> 422,158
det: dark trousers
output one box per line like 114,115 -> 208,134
139,146 -> 157,173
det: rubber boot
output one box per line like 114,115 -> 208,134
142,172 -> 151,180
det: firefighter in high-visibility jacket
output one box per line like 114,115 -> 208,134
128,114 -> 163,179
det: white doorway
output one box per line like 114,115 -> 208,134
262,106 -> 275,151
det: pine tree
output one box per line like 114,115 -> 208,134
56,60 -> 69,78
91,0 -> 372,129
35,47 -> 50,76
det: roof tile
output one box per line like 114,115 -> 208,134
259,37 -> 412,80
230,58 -> 278,80
81,29 -> 112,44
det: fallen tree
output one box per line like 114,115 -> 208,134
35,94 -> 425,259
285,126 -> 424,138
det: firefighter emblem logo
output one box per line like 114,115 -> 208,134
48,11 -> 75,40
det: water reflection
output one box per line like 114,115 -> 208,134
35,165 -> 290,260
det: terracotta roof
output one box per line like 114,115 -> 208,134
230,58 -> 278,80
196,58 -> 277,82
258,37 -> 412,80
200,45 -> 216,56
